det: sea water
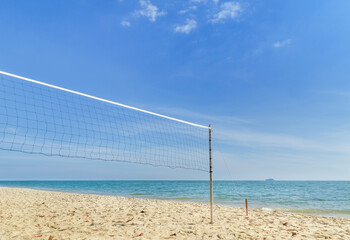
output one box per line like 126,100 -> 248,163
0,180 -> 349,218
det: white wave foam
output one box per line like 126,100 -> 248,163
261,207 -> 273,211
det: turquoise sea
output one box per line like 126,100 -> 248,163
0,181 -> 349,218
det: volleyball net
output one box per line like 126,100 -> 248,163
0,71 -> 210,172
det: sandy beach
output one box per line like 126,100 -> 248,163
0,187 -> 349,240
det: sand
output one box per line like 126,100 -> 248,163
0,187 -> 349,240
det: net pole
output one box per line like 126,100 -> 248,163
209,124 -> 213,224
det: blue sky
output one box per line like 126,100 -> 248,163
0,0 -> 350,180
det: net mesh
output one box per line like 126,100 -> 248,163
0,73 -> 209,171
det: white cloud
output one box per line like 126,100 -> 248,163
212,1 -> 242,23
120,20 -> 131,27
273,39 -> 292,48
178,6 -> 197,15
175,19 -> 197,34
135,0 -> 166,22
213,0 -> 219,4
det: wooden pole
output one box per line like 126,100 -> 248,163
245,198 -> 248,216
209,124 -> 213,224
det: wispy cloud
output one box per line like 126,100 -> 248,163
135,0 -> 166,22
148,105 -> 350,155
148,105 -> 252,127
214,128 -> 350,155
178,6 -> 197,15
273,39 -> 292,48
215,129 -> 319,151
120,20 -> 131,27
314,90 -> 350,97
212,1 -> 242,23
175,19 -> 197,34
190,0 -> 207,3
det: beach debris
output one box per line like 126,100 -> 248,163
113,223 -> 125,226
88,221 -> 102,227
36,215 -> 45,218
283,222 -> 288,226
48,236 -> 55,240
170,233 -> 177,236
42,202 -> 45,205
292,232 -> 297,236
126,217 -> 134,223
35,235 -> 42,237
140,210 -> 146,213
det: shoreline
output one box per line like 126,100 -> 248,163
0,187 -> 349,239
0,185 -> 349,219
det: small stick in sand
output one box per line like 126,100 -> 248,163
245,199 -> 248,216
